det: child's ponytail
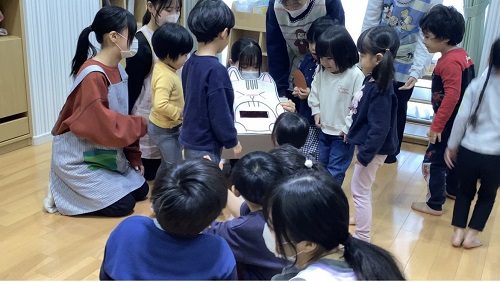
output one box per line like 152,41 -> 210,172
469,38 -> 500,128
343,235 -> 406,280
372,47 -> 396,92
357,26 -> 400,93
70,26 -> 97,77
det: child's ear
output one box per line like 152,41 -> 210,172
375,53 -> 384,63
231,185 -> 241,197
229,59 -> 234,66
219,28 -> 230,40
149,205 -> 155,217
109,31 -> 118,43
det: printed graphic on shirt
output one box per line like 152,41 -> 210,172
294,29 -> 308,55
349,85 -> 365,115
228,66 -> 285,133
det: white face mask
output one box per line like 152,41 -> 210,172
165,12 -> 180,23
286,1 -> 309,18
158,12 -> 180,26
240,70 -> 260,80
116,33 -> 138,59
262,223 -> 302,261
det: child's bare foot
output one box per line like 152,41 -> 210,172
411,202 -> 443,216
451,228 -> 464,247
463,229 -> 482,249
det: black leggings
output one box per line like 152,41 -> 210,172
451,147 -> 500,231
91,181 -> 150,217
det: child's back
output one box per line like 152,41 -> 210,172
204,151 -> 288,280
101,215 -> 236,280
180,54 -> 237,152
100,158 -> 237,280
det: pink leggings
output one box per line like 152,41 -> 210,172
351,152 -> 387,242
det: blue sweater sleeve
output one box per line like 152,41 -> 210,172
204,220 -> 245,262
207,69 -> 238,149
266,0 -> 291,97
357,92 -> 392,166
326,0 -> 345,25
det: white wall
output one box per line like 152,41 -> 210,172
23,0 -> 100,145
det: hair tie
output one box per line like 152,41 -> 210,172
343,234 -> 352,246
385,48 -> 390,52
304,159 -> 313,168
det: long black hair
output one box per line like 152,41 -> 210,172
263,171 -> 405,280
70,6 -> 136,77
469,38 -> 500,127
357,26 -> 400,92
142,0 -> 182,26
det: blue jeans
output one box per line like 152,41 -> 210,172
148,121 -> 182,175
318,132 -> 354,186
184,147 -> 222,164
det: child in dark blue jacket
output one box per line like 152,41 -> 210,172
346,26 -> 399,242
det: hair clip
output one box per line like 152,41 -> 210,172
304,159 -> 313,168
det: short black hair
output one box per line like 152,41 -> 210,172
306,16 -> 337,43
231,151 -> 283,205
152,22 -> 193,60
419,4 -> 465,46
230,37 -> 263,73
187,0 -> 235,43
316,25 -> 359,73
151,158 -> 228,237
271,112 -> 309,148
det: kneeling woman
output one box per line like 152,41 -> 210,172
46,6 -> 148,217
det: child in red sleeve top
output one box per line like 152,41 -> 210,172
411,4 -> 475,216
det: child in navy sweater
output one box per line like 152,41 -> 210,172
100,158 -> 237,280
204,152 -> 288,280
346,26 -> 400,242
180,0 -> 242,163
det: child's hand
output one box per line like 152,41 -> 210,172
280,100 -> 296,113
340,131 -> 347,143
293,87 -> 310,100
203,155 -> 224,169
314,114 -> 321,129
232,141 -> 242,159
134,165 -> 145,176
444,148 -> 457,169
427,129 -> 442,144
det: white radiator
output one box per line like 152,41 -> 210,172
23,0 -> 100,145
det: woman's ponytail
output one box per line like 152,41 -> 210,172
70,26 -> 96,77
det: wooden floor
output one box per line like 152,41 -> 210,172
1,142 -> 499,280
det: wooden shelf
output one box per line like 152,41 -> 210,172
0,0 -> 32,154
228,7 -> 268,70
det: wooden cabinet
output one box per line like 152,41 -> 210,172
228,9 -> 268,70
0,0 -> 32,154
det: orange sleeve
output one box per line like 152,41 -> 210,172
123,139 -> 143,167
64,73 -> 147,148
